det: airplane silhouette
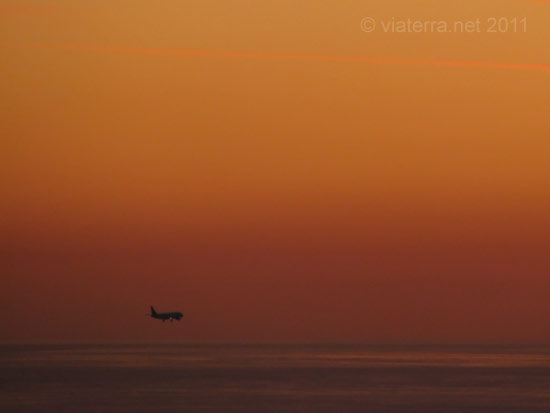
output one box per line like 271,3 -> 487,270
150,306 -> 183,322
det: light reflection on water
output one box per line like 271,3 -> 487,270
2,344 -> 550,412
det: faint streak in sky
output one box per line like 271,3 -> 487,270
33,44 -> 550,72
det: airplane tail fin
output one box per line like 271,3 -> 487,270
150,306 -> 158,317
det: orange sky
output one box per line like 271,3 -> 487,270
2,0 -> 550,343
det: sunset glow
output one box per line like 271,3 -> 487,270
2,0 -> 550,343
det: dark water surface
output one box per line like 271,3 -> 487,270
2,344 -> 550,412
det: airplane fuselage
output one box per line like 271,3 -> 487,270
150,306 -> 183,322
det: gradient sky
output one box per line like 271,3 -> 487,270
2,0 -> 550,343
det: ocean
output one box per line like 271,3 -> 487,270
2,344 -> 550,412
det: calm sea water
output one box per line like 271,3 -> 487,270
2,344 -> 550,412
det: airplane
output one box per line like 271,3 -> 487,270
150,306 -> 183,322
